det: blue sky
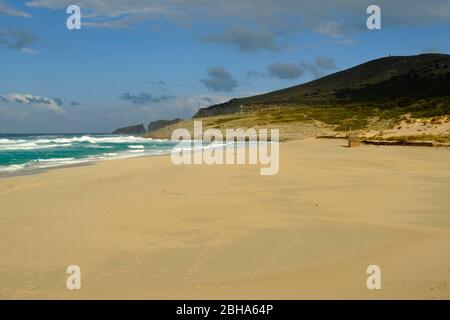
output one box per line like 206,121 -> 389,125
1,0 -> 450,133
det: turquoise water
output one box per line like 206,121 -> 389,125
0,134 -> 177,174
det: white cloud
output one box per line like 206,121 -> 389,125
19,47 -> 39,54
0,1 -> 31,17
0,93 -> 64,113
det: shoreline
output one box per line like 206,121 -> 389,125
0,151 -> 172,179
2,136 -> 449,179
0,162 -> 95,179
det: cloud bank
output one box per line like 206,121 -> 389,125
25,0 -> 450,35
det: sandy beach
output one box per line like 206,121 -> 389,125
0,139 -> 449,299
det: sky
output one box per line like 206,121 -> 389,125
1,0 -> 450,133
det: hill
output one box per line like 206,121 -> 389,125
195,54 -> 450,118
145,54 -> 450,141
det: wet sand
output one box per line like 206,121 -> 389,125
0,139 -> 449,299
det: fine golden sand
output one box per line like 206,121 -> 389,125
0,139 -> 449,299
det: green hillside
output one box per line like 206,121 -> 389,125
145,54 -> 450,140
194,54 -> 450,123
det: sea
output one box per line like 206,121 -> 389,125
0,133 -> 178,175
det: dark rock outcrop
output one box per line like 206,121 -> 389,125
113,124 -> 146,134
148,118 -> 182,132
194,99 -> 242,118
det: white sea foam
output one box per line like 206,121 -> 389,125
0,138 -> 26,144
35,158 -> 76,162
48,135 -> 150,144
0,134 -> 152,151
0,143 -> 72,151
0,157 -> 92,174
0,134 -> 175,174
0,164 -> 27,172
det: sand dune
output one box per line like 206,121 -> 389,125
0,139 -> 449,299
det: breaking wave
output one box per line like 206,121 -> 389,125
0,134 -> 175,174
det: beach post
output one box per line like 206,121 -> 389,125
348,135 -> 360,148
348,128 -> 360,148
